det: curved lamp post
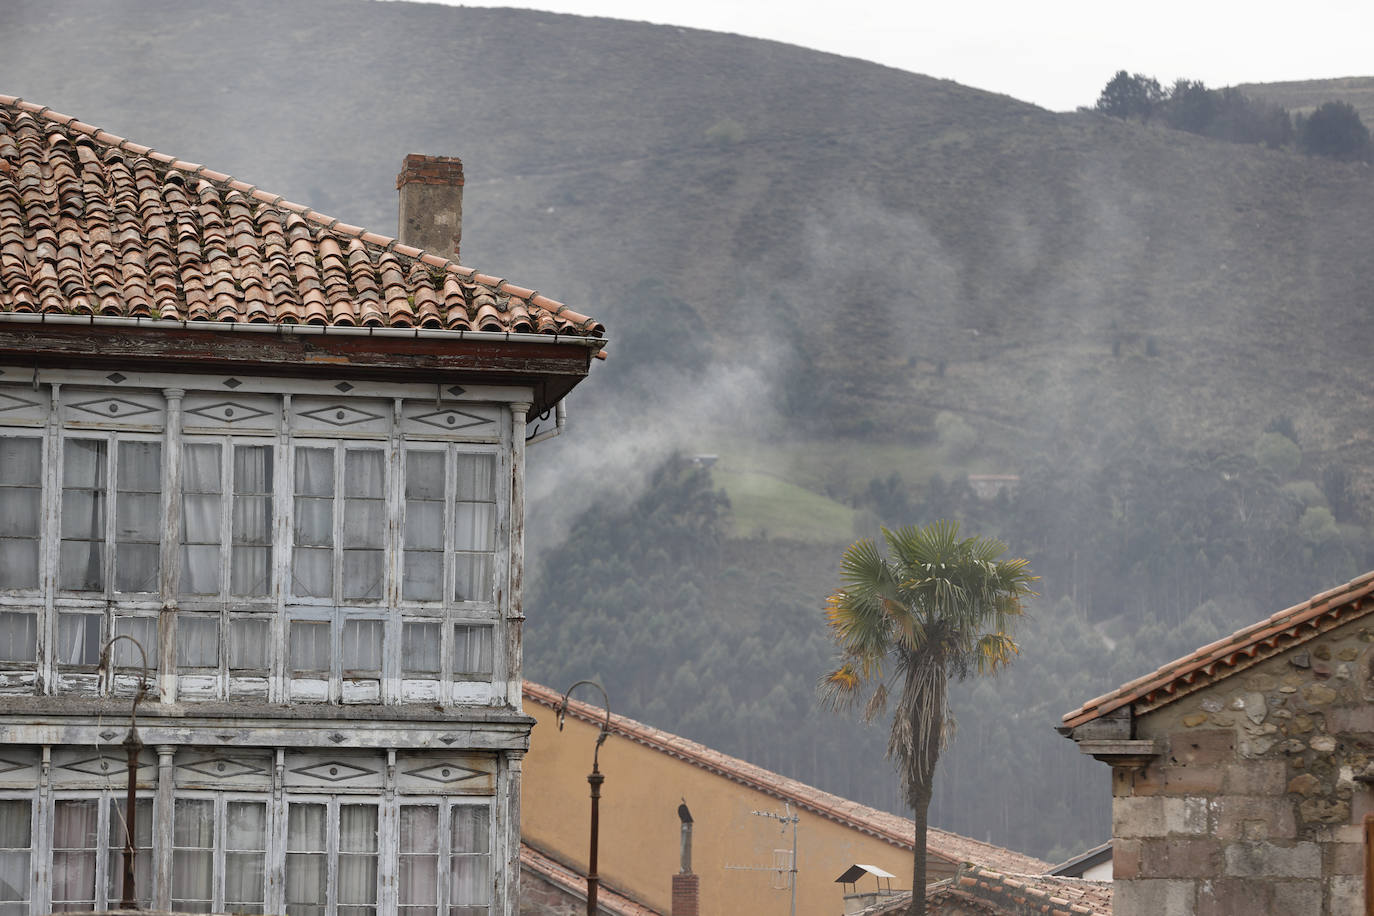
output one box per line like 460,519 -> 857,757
556,680 -> 611,916
98,634 -> 151,910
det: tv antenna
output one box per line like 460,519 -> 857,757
724,801 -> 799,916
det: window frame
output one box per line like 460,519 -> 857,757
48,791 -> 156,913
170,791 -> 272,915
178,436 -> 278,604
282,796 -> 381,916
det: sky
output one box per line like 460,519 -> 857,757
402,0 -> 1374,111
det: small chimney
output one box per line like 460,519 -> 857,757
397,154 -> 464,261
672,799 -> 699,916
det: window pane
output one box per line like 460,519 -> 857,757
342,499 -> 385,549
117,442 -> 161,491
52,799 -> 98,911
231,446 -> 273,597
286,804 -> 326,916
0,439 -> 40,590
344,450 -> 384,498
61,439 -> 107,592
404,502 -> 444,551
115,542 -> 160,593
115,442 -> 162,595
112,617 -> 157,671
453,626 -> 493,679
230,546 -> 272,596
0,538 -> 38,591
342,619 -> 383,672
182,444 -> 222,493
177,617 -> 220,669
454,455 -> 494,501
172,799 -> 213,912
405,451 -> 445,500
230,618 -> 271,671
290,621 -> 330,674
293,500 -> 333,547
450,806 -> 491,908
0,800 -> 30,910
294,449 -> 334,497
453,503 -> 495,553
402,622 -> 441,677
225,802 -> 267,912
342,550 -> 383,601
399,806 -> 438,915
181,544 -> 220,596
292,548 -> 332,599
0,613 -> 36,663
453,554 -> 492,604
63,439 -> 107,490
182,494 -> 221,544
403,552 -> 443,602
0,438 -> 40,487
338,804 -> 378,916
56,614 -> 101,666
106,798 -> 152,910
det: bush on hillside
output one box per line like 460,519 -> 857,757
1095,71 -> 1164,121
1298,101 -> 1372,162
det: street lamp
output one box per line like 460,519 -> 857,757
555,680 -> 611,916
97,634 -> 151,911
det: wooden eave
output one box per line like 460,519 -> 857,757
0,322 -> 598,416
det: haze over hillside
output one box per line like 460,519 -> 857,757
4,0 -> 1374,858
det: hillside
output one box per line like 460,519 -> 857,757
1238,75 -> 1374,124
5,0 -> 1374,858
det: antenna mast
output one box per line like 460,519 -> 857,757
723,801 -> 799,916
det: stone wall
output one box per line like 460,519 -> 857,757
1112,621 -> 1374,915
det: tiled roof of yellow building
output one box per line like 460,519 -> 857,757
0,96 -> 602,336
523,680 -> 1050,876
520,842 -> 663,916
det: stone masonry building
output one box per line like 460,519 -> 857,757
1061,571 -> 1374,915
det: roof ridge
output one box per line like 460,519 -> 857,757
523,680 -> 1049,872
0,95 -> 602,332
1062,570 -> 1374,728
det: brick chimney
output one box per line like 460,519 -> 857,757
671,875 -> 699,916
396,154 -> 464,261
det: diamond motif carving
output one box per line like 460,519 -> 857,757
180,758 -> 265,780
0,757 -> 31,776
291,760 -> 374,783
106,372 -> 126,384
68,396 -> 156,420
402,761 -> 484,784
185,401 -> 273,425
298,404 -> 383,427
59,755 -> 119,776
0,391 -> 39,413
223,378 -> 242,389
409,407 -> 491,432
335,382 -> 355,393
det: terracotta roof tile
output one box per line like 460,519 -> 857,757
0,96 -> 603,338
524,680 -> 1049,875
1062,570 -> 1374,729
861,865 -> 1111,915
519,841 -> 663,916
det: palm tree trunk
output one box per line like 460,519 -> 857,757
908,778 -> 931,916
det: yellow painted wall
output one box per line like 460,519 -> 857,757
521,697 -> 913,916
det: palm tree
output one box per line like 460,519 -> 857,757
819,521 -> 1035,915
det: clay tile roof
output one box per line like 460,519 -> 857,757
524,681 -> 1050,875
0,96 -> 603,338
860,865 -> 1111,915
1062,570 -> 1374,729
520,841 -> 663,916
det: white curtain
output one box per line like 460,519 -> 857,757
51,799 -> 98,911
61,439 -> 107,591
112,617 -> 158,671
341,619 -> 383,672
342,450 -> 385,600
337,804 -> 378,916
452,626 -> 492,680
231,445 -> 273,596
453,455 -> 495,603
449,806 -> 490,911
402,622 -> 441,677
225,802 -> 267,913
0,799 -> 30,914
181,443 -> 222,596
171,798 -> 214,912
286,804 -> 326,916
177,616 -> 220,669
56,614 -> 101,666
398,806 -> 438,916
230,618 -> 271,672
293,449 -> 334,598
289,621 -> 331,674
0,437 -> 40,589
403,451 -> 445,602
115,441 -> 161,593
0,613 -> 35,664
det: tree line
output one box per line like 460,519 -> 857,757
1093,71 -> 1371,163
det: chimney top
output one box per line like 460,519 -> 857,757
396,154 -> 465,190
397,154 -> 464,261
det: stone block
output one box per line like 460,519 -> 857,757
1113,838 -> 1142,879
1196,877 -> 1272,916
1115,796 -> 1166,838
1326,705 -> 1374,732
1224,841 -> 1321,878
1222,760 -> 1287,795
1164,796 -> 1211,835
1169,730 -> 1236,766
1114,878 -> 1194,916
1214,795 -> 1296,841
1271,880 -> 1322,913
1329,875 -> 1363,915
1162,765 -> 1225,795
1141,836 -> 1222,878
1330,841 -> 1363,877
